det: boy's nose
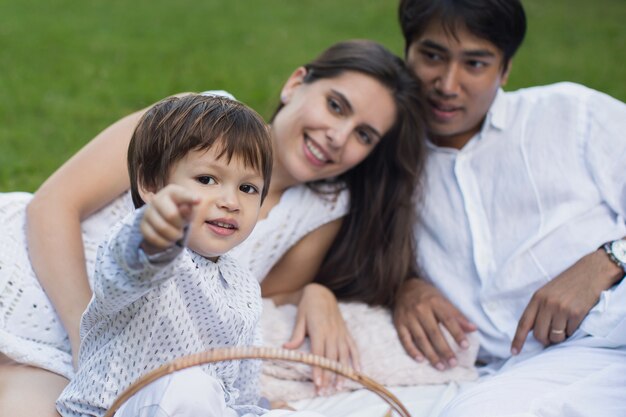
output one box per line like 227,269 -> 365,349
216,188 -> 240,211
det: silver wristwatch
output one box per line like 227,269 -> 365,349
601,238 -> 626,273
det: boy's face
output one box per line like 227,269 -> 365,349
406,20 -> 511,149
167,146 -> 264,259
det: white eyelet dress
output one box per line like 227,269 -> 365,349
0,185 -> 348,379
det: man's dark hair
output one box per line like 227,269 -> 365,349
399,0 -> 526,70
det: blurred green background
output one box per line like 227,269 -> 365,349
1,0 -> 625,191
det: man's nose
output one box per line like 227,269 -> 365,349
434,63 -> 460,97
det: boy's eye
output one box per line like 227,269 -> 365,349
197,176 -> 216,185
239,184 -> 259,194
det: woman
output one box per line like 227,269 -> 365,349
0,39 -> 426,416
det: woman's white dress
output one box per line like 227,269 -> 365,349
0,186 -> 347,379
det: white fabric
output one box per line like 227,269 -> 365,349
414,83 -> 626,414
439,337 -> 626,417
0,182 -> 347,378
114,368 -> 327,417
292,383 -> 462,417
230,185 -> 348,283
0,191 -> 134,378
259,299 -> 478,401
57,208 -> 264,417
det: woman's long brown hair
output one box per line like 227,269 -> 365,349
274,40 -> 427,307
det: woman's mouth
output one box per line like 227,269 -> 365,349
303,136 -> 331,166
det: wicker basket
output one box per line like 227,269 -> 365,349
103,346 -> 412,417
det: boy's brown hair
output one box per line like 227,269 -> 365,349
127,94 -> 272,208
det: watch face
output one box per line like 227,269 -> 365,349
610,239 -> 626,263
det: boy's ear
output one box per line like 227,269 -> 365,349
138,182 -> 157,204
280,67 -> 308,104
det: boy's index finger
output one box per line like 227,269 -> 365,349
167,184 -> 200,206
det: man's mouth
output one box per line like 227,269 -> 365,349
428,99 -> 462,120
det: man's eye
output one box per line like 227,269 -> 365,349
240,184 -> 259,194
197,176 -> 216,185
421,50 -> 442,61
467,60 -> 487,69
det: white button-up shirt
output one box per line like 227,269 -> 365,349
414,83 -> 626,360
57,209 -> 264,417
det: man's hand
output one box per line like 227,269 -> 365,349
140,185 -> 199,253
393,278 -> 476,370
511,249 -> 623,354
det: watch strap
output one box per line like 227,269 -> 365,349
600,240 -> 626,273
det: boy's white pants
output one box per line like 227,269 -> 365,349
114,367 -> 325,417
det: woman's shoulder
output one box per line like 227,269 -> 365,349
283,184 -> 349,218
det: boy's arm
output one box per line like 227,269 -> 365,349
89,206 -> 185,317
91,184 -> 199,315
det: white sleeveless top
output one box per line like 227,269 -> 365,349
0,185 -> 348,378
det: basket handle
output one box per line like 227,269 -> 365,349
103,346 -> 412,417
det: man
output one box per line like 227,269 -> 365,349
394,1 -> 626,415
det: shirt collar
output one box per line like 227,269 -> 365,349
484,87 -> 508,131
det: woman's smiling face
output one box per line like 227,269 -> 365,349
270,68 -> 396,186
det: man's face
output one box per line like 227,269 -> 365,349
406,21 -> 511,149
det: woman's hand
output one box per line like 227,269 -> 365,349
282,283 -> 361,396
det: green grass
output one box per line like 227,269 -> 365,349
1,0 -> 624,191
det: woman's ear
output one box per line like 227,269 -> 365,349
280,67 -> 308,104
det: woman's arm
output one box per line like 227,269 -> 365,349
260,218 -> 342,299
26,108 -> 147,362
260,218 -> 360,394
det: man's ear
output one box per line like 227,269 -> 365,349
501,59 -> 513,86
279,67 -> 308,104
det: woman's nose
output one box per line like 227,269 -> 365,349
326,122 -> 351,149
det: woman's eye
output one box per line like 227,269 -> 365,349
327,97 -> 343,114
197,176 -> 216,185
240,184 -> 259,194
357,129 -> 373,145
